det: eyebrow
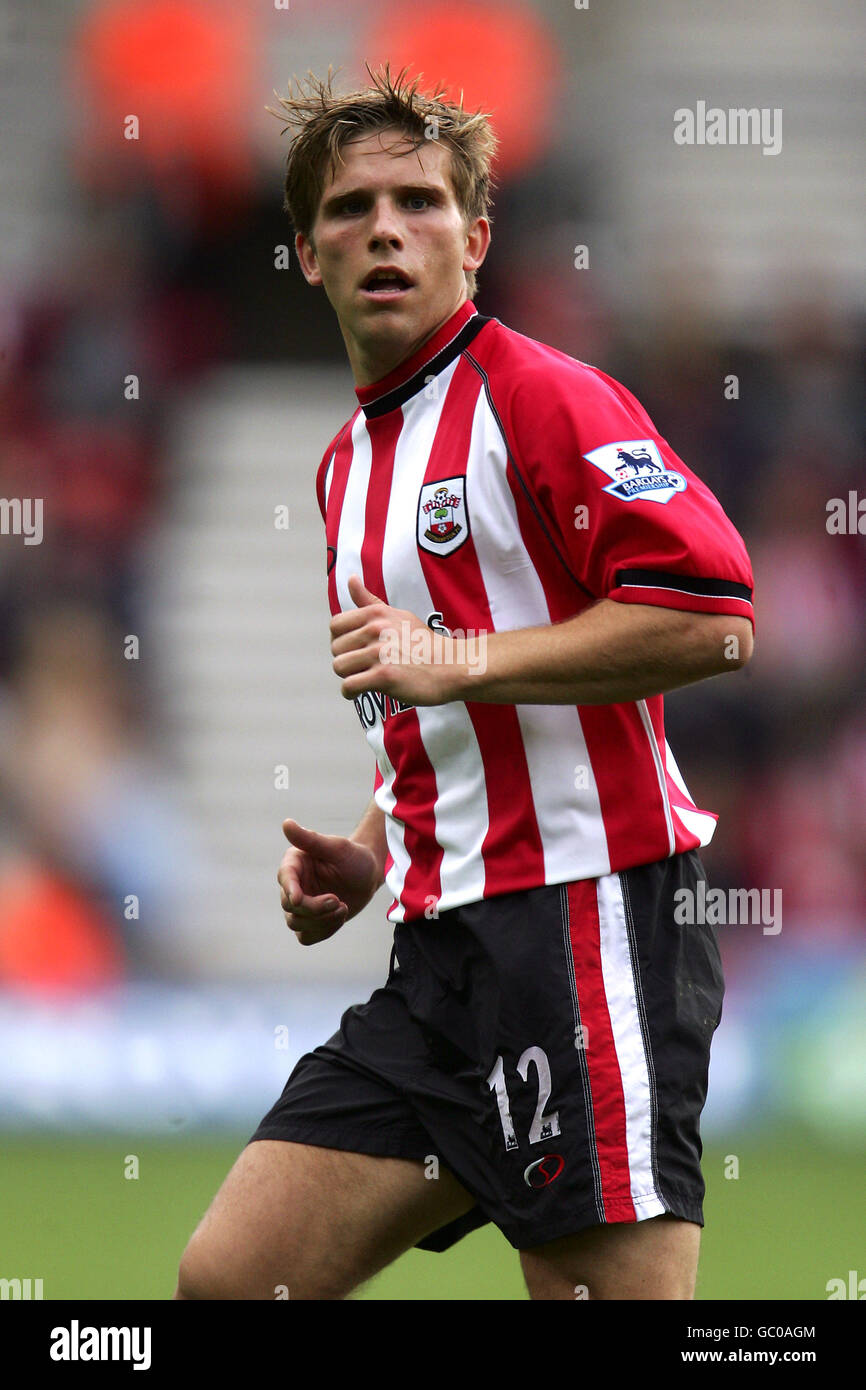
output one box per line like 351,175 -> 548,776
319,183 -> 447,216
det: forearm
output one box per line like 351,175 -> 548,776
455,599 -> 753,706
349,797 -> 388,884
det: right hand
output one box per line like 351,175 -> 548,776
277,819 -> 381,946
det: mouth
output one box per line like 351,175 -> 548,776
360,267 -> 415,299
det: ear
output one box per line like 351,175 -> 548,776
463,216 -> 491,276
295,232 -> 323,287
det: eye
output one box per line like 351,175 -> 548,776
406,195 -> 430,210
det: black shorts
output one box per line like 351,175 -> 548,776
248,850 -> 724,1251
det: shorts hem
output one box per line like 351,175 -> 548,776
500,1192 -> 705,1251
247,1123 -> 432,1165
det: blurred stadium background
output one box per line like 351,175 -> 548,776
0,0 -> 863,1300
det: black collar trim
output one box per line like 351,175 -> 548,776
360,315 -> 494,418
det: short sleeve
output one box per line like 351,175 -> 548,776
503,358 -> 755,628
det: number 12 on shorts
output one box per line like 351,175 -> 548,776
486,1047 -> 561,1152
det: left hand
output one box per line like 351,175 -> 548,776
330,575 -> 465,706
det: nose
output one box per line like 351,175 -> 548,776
368,195 -> 404,248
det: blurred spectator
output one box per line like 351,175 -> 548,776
0,603 -> 192,989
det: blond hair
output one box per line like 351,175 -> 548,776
268,63 -> 497,298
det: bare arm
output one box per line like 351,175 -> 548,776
451,600 -> 754,705
348,797 -> 388,884
331,577 -> 754,708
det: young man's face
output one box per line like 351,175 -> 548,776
295,127 -> 490,386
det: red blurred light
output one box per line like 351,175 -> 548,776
360,0 -> 560,179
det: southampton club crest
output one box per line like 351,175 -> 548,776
583,439 -> 687,505
417,476 -> 469,556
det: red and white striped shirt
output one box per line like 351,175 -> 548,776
318,301 -> 754,923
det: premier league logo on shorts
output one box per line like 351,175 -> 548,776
417,476 -> 469,556
583,439 -> 687,505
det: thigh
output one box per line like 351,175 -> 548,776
175,1138 -> 477,1300
520,1213 -> 701,1300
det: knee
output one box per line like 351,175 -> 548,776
175,1235 -> 239,1301
175,1233 -> 311,1301
174,1241 -> 208,1301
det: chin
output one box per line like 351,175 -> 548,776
360,308 -> 418,334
